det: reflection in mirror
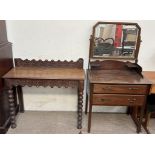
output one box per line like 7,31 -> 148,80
93,24 -> 139,59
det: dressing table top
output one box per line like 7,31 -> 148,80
88,69 -> 151,84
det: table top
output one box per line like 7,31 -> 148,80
88,69 -> 151,84
3,67 -> 85,80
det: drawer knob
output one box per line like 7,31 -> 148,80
128,98 -> 136,101
129,101 -> 134,104
101,98 -> 111,102
103,87 -> 112,90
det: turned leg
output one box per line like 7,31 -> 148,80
85,92 -> 88,114
17,86 -> 24,113
132,106 -> 138,118
144,112 -> 151,128
142,111 -> 151,134
77,81 -> 84,129
8,88 -> 16,128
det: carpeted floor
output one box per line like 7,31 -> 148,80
7,111 -> 155,134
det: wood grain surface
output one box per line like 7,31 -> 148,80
3,67 -> 85,80
88,70 -> 151,84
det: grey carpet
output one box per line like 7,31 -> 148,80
7,111 -> 155,134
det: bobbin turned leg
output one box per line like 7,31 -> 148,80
8,88 -> 16,128
77,81 -> 84,129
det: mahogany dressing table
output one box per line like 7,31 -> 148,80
85,22 -> 151,133
3,58 -> 85,129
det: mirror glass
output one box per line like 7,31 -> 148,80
93,23 -> 139,59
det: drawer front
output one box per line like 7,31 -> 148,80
93,84 -> 148,94
92,94 -> 146,106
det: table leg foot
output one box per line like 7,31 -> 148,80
11,123 -> 17,129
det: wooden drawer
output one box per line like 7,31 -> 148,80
92,94 -> 146,106
93,84 -> 148,94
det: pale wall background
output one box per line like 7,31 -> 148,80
6,20 -> 155,112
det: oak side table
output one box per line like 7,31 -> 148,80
3,58 -> 85,130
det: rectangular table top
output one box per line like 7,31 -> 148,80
3,67 -> 85,80
88,69 -> 151,84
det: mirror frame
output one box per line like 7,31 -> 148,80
89,21 -> 141,63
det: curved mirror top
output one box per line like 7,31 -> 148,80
92,23 -> 140,59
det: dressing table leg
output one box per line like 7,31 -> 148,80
77,81 -> 84,129
8,88 -> 16,128
137,106 -> 145,133
17,86 -> 24,113
142,111 -> 151,134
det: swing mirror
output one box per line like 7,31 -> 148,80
90,22 -> 141,60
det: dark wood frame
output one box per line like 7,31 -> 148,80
89,21 -> 141,63
3,58 -> 84,130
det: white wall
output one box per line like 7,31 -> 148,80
6,20 -> 155,112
